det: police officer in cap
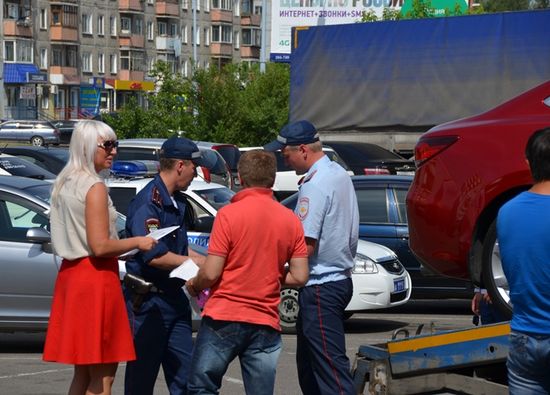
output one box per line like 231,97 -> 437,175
123,136 -> 214,395
265,121 -> 359,395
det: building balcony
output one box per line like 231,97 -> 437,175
155,1 -> 179,16
119,0 -> 144,12
49,66 -> 80,85
240,46 -> 260,59
240,14 -> 261,26
210,43 -> 232,57
119,70 -> 145,81
210,9 -> 233,23
119,34 -> 145,48
3,19 -> 33,37
155,36 -> 177,51
50,25 -> 78,42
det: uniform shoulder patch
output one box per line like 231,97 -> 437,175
145,218 -> 160,234
151,187 -> 162,207
297,197 -> 309,220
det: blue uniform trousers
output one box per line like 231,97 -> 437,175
296,278 -> 355,395
124,291 -> 193,395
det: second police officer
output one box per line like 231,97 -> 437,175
123,137 -> 214,395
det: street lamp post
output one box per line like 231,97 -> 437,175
260,0 -> 267,73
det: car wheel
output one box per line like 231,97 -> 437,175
279,288 -> 299,332
481,219 -> 512,319
30,136 -> 44,146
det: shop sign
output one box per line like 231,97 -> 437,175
114,80 -> 155,91
20,85 -> 36,99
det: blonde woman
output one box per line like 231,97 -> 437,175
43,120 -> 156,395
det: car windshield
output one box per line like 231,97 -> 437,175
41,148 -> 69,161
194,187 -> 235,210
0,157 -> 56,179
22,184 -> 53,203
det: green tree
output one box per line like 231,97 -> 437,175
480,0 -> 529,11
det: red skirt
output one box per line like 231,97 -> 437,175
43,256 -> 136,364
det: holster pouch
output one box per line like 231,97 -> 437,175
123,273 -> 153,311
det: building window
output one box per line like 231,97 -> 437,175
51,5 -> 78,27
5,3 -> 19,19
52,49 -> 62,66
98,15 -> 105,36
182,25 -> 187,44
98,53 -> 105,73
234,30 -> 239,49
211,0 -> 232,10
183,60 -> 189,77
41,95 -> 49,110
120,50 -> 144,71
110,54 -> 117,74
121,17 -> 131,34
40,8 -> 48,29
82,53 -> 92,72
110,16 -> 117,36
169,23 -> 177,37
158,21 -> 167,36
148,0 -> 154,4
242,28 -> 260,46
182,0 -> 189,10
147,21 -> 154,40
5,40 -> 33,62
148,57 -> 155,72
254,5 -> 262,14
203,27 -> 210,46
4,42 -> 15,62
197,0 -> 201,11
68,48 -> 77,67
40,48 -> 48,69
134,18 -> 143,35
211,25 -> 232,44
191,26 -> 200,46
234,0 -> 239,16
82,14 -> 92,34
205,0 -> 210,12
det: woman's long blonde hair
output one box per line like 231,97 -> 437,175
51,120 -> 116,203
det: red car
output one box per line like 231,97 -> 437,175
406,80 -> 550,316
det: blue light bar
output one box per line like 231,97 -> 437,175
111,160 -> 148,177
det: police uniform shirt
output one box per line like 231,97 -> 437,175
125,174 -> 189,290
295,155 -> 359,286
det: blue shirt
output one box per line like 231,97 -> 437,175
497,191 -> 550,335
125,174 -> 190,291
295,155 -> 359,285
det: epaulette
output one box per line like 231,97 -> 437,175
151,187 -> 162,207
301,170 -> 317,185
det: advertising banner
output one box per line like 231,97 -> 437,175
270,0 -> 467,62
80,87 -> 101,116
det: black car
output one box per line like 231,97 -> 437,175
1,146 -> 69,175
325,141 -> 415,176
52,119 -> 80,144
281,175 -> 473,299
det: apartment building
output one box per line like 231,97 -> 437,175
2,0 -> 263,120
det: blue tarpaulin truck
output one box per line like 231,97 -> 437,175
289,9 -> 550,154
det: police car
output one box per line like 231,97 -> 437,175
106,170 -> 235,248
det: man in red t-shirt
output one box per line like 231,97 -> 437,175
186,150 -> 309,395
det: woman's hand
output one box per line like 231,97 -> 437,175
137,236 -> 157,252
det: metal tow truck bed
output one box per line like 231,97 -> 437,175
353,322 -> 510,394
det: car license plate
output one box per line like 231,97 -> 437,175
393,278 -> 405,293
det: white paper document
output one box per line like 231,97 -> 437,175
119,225 -> 180,258
169,258 -> 199,281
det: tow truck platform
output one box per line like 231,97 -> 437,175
352,322 -> 510,394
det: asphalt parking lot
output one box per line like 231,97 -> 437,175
0,300 -> 472,395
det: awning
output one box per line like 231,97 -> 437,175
3,63 -> 39,84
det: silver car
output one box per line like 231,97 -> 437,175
0,120 -> 61,146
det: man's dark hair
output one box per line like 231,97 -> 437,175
525,127 -> 550,183
238,150 -> 276,188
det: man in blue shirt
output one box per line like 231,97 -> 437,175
498,127 -> 550,394
265,121 -> 359,395
123,137 -> 213,395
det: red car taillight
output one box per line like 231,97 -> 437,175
200,166 -> 211,183
414,135 -> 458,167
364,168 -> 391,175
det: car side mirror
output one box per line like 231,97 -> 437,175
26,227 -> 53,253
193,216 -> 214,233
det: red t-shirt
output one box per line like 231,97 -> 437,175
203,187 -> 307,331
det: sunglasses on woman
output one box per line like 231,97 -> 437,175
97,140 -> 119,151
